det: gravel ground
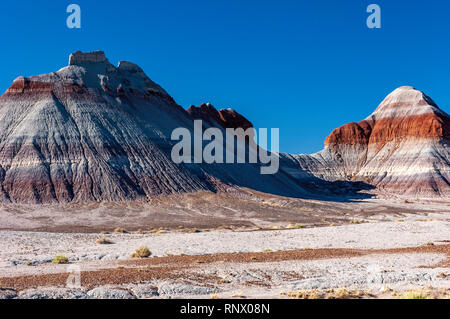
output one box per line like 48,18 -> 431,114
1,218 -> 449,272
0,213 -> 448,299
202,252 -> 449,297
1,249 -> 448,299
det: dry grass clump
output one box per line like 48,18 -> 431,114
180,228 -> 201,234
96,238 -> 114,245
149,227 -> 170,234
286,223 -> 305,229
418,218 -> 435,222
330,288 -> 368,299
281,289 -> 320,299
281,288 -> 372,299
395,288 -> 450,299
114,227 -> 127,233
52,255 -> 69,264
130,246 -> 152,258
395,290 -> 431,299
261,201 -> 282,208
215,225 -> 234,231
210,293 -> 219,299
269,225 -> 282,230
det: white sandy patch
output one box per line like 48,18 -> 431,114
0,216 -> 449,278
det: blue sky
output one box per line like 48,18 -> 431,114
0,0 -> 448,153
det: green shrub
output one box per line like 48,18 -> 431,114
52,255 -> 69,264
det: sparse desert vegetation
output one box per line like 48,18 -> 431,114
130,246 -> 152,258
281,288 -> 373,299
96,238 -> 114,245
395,288 -> 450,299
286,222 -> 305,229
52,255 -> 69,264
114,227 -> 127,233
0,204 -> 448,299
280,287 -> 450,300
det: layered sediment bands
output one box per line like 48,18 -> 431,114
5,78 -> 55,94
325,120 -> 373,148
0,51 -> 308,203
0,51 -> 448,202
286,86 -> 450,199
0,52 -> 214,203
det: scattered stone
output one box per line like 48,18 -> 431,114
18,288 -> 88,299
158,283 -> 218,296
128,285 -> 159,299
0,288 -> 17,299
87,287 -> 136,299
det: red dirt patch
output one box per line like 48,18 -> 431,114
1,244 -> 449,291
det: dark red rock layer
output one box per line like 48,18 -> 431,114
325,113 -> 450,150
187,103 -> 253,130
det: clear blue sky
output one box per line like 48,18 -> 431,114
0,0 -> 448,153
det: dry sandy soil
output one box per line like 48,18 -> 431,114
0,189 -> 449,299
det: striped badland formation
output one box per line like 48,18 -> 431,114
287,86 -> 450,199
0,51 -> 448,203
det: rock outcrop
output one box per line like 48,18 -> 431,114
285,86 -> 450,199
0,51 -> 212,203
187,103 -> 253,130
0,51 -> 304,203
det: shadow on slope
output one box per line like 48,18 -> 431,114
192,159 -> 376,203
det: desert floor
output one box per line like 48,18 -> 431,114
0,190 -> 449,299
